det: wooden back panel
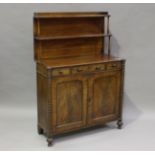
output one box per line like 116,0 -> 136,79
34,12 -> 109,60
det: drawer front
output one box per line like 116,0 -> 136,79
106,62 -> 121,70
51,62 -> 122,77
72,66 -> 89,74
52,68 -> 70,76
89,64 -> 105,72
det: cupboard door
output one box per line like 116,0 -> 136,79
88,71 -> 121,125
52,75 -> 87,134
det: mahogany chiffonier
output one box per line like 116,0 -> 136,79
33,12 -> 125,146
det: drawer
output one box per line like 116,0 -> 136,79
72,66 -> 89,74
89,64 -> 105,72
52,68 -> 70,76
107,62 -> 121,70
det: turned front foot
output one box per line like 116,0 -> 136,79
117,119 -> 123,129
47,138 -> 53,146
38,125 -> 44,135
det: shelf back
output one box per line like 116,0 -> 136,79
34,12 -> 109,60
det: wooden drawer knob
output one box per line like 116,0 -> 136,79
52,68 -> 70,76
95,67 -> 101,70
59,71 -> 63,74
111,64 -> 117,67
76,68 -> 83,72
95,66 -> 105,71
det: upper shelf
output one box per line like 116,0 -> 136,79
34,12 -> 111,61
34,34 -> 112,41
34,12 -> 110,19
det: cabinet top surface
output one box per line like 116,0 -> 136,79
34,12 -> 109,18
38,55 -> 125,69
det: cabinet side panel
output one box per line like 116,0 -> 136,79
37,73 -> 48,130
118,61 -> 125,119
34,18 -> 40,60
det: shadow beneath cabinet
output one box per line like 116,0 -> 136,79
53,124 -> 113,144
122,92 -> 142,127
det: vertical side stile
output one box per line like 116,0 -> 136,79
107,15 -> 111,57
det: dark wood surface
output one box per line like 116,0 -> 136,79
34,12 -> 125,146
88,71 -> 121,125
38,55 -> 124,68
34,12 -> 109,18
33,12 -> 109,60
